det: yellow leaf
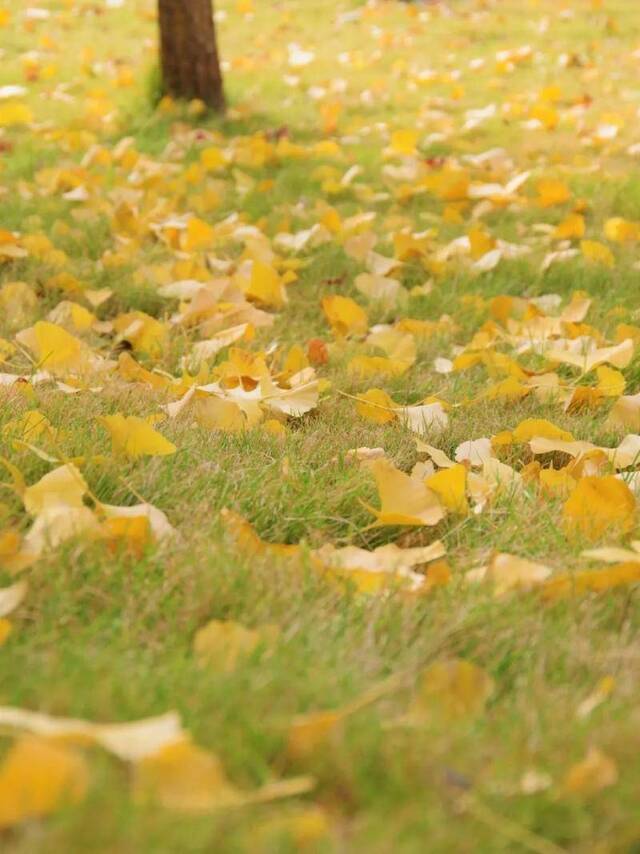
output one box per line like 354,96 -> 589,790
511,418 -> 574,444
195,396 -> 249,432
485,553 -> 552,596
135,737 -> 313,812
546,338 -> 633,373
0,103 -> 33,127
539,467 -> 576,499
348,354 -> 411,378
468,226 -> 496,260
355,389 -> 396,424
563,476 -> 635,540
0,708 -> 185,761
246,261 -> 288,309
200,146 -> 226,170
604,217 -> 639,243
99,502 -> 175,545
596,365 -> 625,397
408,659 -> 494,722
554,214 -> 585,240
286,711 -> 343,761
23,464 -> 88,515
425,464 -> 468,514
134,738 -> 244,810
581,240 -> 615,268
541,562 -> 640,600
0,581 -> 28,618
605,392 -> 640,431
0,737 -> 87,828
313,540 -> 446,594
114,311 -> 166,357
390,129 -> 418,155
30,321 -> 84,370
536,178 -> 570,207
321,295 -> 368,338
193,620 -> 279,672
364,459 -> 445,527
182,217 -> 215,252
563,748 -> 618,796
530,103 -> 559,130
0,282 -> 37,329
100,414 -> 176,458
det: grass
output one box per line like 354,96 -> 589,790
1,0 -> 640,850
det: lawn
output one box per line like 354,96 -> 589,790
1,0 -> 640,850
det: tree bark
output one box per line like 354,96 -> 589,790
158,0 -> 225,111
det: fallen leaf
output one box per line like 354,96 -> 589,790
364,459 -> 445,527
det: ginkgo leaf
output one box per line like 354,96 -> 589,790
356,388 -> 397,424
0,102 -> 33,126
546,338 -> 633,373
246,261 -> 288,309
455,438 -> 493,468
0,707 -> 185,761
511,419 -> 574,444
134,737 -> 313,812
541,562 -> 640,601
563,476 -> 635,540
23,464 -> 88,515
100,414 -> 177,458
26,321 -> 85,370
563,748 -> 618,796
355,273 -> 401,305
0,737 -> 88,828
313,540 -> 446,593
604,217 -> 639,243
389,129 -> 418,155
606,392 -> 640,431
99,502 -> 176,543
364,459 -> 445,527
581,239 -> 615,268
0,581 -> 27,617
195,396 -> 249,432
596,365 -> 625,397
485,553 -> 552,596
23,506 -> 101,554
397,402 -> 448,436
193,620 -> 279,672
408,659 -> 494,722
425,464 -> 468,514
286,711 -> 343,761
321,295 -> 368,338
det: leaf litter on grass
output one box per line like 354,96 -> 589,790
1,0 -> 640,848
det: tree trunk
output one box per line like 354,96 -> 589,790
158,0 -> 225,111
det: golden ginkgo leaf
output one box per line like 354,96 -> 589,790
193,619 -> 279,672
23,464 -> 88,515
485,552 -> 552,596
246,260 -> 288,309
321,295 -> 368,338
134,737 -> 313,812
0,737 -> 88,828
364,459 -> 445,527
562,476 -> 635,540
408,659 -> 494,722
425,464 -> 469,514
541,562 -> 640,601
563,747 -> 618,796
100,414 -> 177,458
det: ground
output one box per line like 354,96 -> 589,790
1,0 -> 640,850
